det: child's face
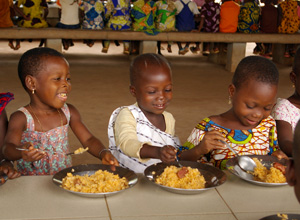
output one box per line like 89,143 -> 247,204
230,79 -> 277,128
130,65 -> 173,116
33,56 -> 71,109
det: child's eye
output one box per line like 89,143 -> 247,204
246,104 -> 254,109
147,91 -> 156,94
165,89 -> 172,92
67,77 -> 71,81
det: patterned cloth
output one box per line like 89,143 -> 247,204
271,98 -> 300,133
183,116 -> 278,169
105,0 -> 131,30
278,0 -> 300,34
237,1 -> 260,33
80,0 -> 105,29
17,0 -> 48,28
0,92 -> 14,115
16,104 -> 72,175
155,0 -> 177,31
108,104 -> 180,173
219,0 -> 240,33
0,0 -> 14,27
200,1 -> 220,33
131,0 -> 160,35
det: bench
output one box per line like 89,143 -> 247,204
1,27 -> 300,72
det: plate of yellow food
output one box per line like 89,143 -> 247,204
226,155 -> 288,186
52,164 -> 138,197
144,161 -> 227,194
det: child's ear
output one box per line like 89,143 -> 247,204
228,84 -> 236,98
25,75 -> 36,92
129,85 -> 137,97
286,159 -> 297,186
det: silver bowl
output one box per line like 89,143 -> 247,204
52,164 -> 138,197
226,155 -> 288,186
144,161 -> 227,195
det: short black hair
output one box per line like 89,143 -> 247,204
18,47 -> 65,90
232,56 -> 279,90
130,53 -> 171,86
293,48 -> 300,76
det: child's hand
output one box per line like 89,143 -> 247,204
159,145 -> 177,163
191,29 -> 200,33
271,149 -> 289,160
196,130 -> 227,155
20,143 -> 46,162
101,150 -> 119,171
0,164 -> 21,179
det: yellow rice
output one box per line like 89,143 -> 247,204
252,158 -> 286,183
61,169 -> 128,193
155,166 -> 206,189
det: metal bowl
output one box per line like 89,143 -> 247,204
226,155 -> 288,186
260,213 -> 300,220
144,161 -> 227,195
0,174 -> 8,186
52,164 -> 138,197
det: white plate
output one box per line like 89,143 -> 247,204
144,161 -> 227,195
226,155 -> 288,186
52,164 -> 138,197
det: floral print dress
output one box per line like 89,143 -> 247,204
278,0 -> 300,34
155,0 -> 177,31
238,1 -> 260,33
80,0 -> 105,29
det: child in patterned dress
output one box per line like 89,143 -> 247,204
108,53 -> 180,173
180,56 -> 287,169
80,0 -> 105,48
0,93 -> 20,179
2,47 -> 119,176
271,48 -> 300,157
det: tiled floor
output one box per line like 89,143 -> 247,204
0,40 -> 294,165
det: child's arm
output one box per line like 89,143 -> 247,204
11,4 -> 30,21
68,104 -> 119,166
275,120 -> 293,157
180,130 -> 227,161
140,144 -> 176,163
3,111 -> 45,162
0,109 -> 8,151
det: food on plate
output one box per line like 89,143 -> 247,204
252,158 -> 286,183
155,166 -> 206,189
74,147 -> 89,155
277,213 -> 288,220
61,169 -> 128,193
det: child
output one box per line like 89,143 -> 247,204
196,0 -> 220,55
2,47 -> 118,175
0,0 -> 29,50
104,0 -> 132,54
174,0 -> 200,55
278,0 -> 300,57
271,48 -> 300,157
180,56 -> 286,169
108,53 -> 180,173
0,93 -> 20,179
56,0 -> 81,50
259,0 -> 278,58
131,0 -> 160,35
286,120 -> 300,204
155,0 -> 177,55
80,0 -> 105,48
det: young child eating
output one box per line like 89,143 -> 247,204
181,56 -> 287,169
2,47 -> 118,175
108,53 -> 180,173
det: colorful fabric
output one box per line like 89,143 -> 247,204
155,0 -> 177,31
131,0 -> 160,35
183,116 -> 278,169
175,0 -> 198,31
17,0 -> 48,28
260,4 -> 278,33
105,0 -> 131,30
16,104 -> 72,175
278,0 -> 300,34
0,0 -> 14,27
200,1 -> 220,33
0,92 -> 14,115
219,1 -> 240,33
108,104 -> 180,173
237,1 -> 260,33
271,98 -> 300,133
80,0 -> 105,29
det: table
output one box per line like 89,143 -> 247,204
1,172 -> 299,220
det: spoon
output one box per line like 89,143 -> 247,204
219,140 -> 257,172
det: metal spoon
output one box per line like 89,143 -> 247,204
219,140 -> 257,172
